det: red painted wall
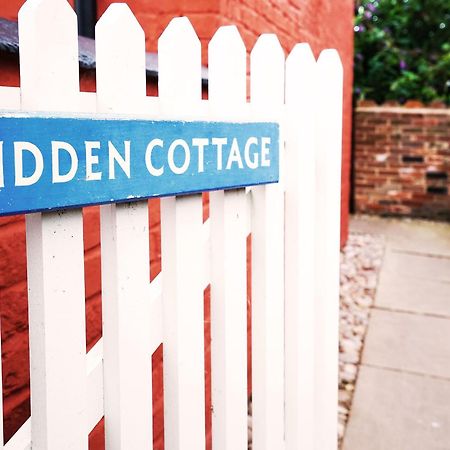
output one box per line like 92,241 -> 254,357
0,1 -> 353,448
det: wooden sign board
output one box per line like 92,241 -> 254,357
0,115 -> 279,215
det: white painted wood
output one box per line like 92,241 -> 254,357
86,339 -> 104,434
4,420 -> 31,450
249,34 -> 285,450
158,17 -> 206,450
2,213 -> 214,449
314,49 -> 343,450
95,5 -> 153,449
284,43 -> 318,450
18,1 -> 87,449
6,339 -> 103,450
209,26 -> 248,450
0,87 -> 20,110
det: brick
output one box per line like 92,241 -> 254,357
86,293 -> 102,351
354,107 -> 450,219
3,387 -> 30,442
1,329 -> 30,398
0,221 -> 26,289
84,247 -> 101,300
0,281 -> 28,341
83,206 -> 100,252
0,215 -> 24,228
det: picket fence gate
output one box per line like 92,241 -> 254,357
0,0 -> 343,449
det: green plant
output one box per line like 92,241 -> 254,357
354,0 -> 450,104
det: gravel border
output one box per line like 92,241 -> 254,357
338,232 -> 385,446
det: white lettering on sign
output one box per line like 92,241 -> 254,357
261,137 -> 271,167
85,141 -> 102,181
0,136 -> 274,187
145,139 -> 165,177
226,138 -> 244,170
14,142 -> 44,186
212,137 -> 227,171
52,141 -> 78,183
192,138 -> 208,173
0,117 -> 279,216
168,139 -> 190,175
108,141 -> 131,179
244,137 -> 258,169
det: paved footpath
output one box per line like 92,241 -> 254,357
342,216 -> 450,450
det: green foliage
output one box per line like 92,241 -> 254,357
354,0 -> 450,104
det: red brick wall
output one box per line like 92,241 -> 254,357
354,105 -> 450,219
0,1 -> 353,448
1,0 -> 75,20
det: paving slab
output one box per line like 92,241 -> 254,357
381,249 -> 450,284
350,215 -> 450,257
362,309 -> 450,379
342,365 -> 450,450
376,271 -> 450,317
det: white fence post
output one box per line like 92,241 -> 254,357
209,25 -> 249,450
284,43 -> 317,450
158,17 -> 206,450
96,4 -> 153,449
250,33 -> 285,450
314,49 -> 343,450
18,0 -> 87,449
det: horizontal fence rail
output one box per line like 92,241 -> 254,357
0,0 -> 343,449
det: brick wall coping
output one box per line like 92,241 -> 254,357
356,106 -> 450,115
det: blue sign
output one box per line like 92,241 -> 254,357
0,116 -> 279,216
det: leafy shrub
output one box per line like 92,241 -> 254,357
354,0 -> 450,104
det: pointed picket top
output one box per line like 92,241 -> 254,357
317,49 -> 344,109
208,25 -> 246,106
96,3 -> 146,112
315,49 -> 343,155
18,0 -> 79,110
250,34 -> 284,106
317,49 -> 343,75
285,43 -> 316,106
158,17 -> 201,109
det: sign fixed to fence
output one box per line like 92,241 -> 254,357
0,115 -> 279,215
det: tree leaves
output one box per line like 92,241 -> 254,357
354,0 -> 450,104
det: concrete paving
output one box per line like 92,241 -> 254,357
342,216 -> 450,450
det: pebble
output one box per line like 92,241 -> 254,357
338,232 -> 384,446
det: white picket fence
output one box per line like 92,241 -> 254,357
0,0 -> 343,449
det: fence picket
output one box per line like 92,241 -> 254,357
17,1 -> 87,449
1,6 -> 344,448
314,49 -> 343,450
250,34 -> 285,450
284,43 -> 317,450
158,17 -> 206,450
95,5 -> 153,448
209,26 -> 248,450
